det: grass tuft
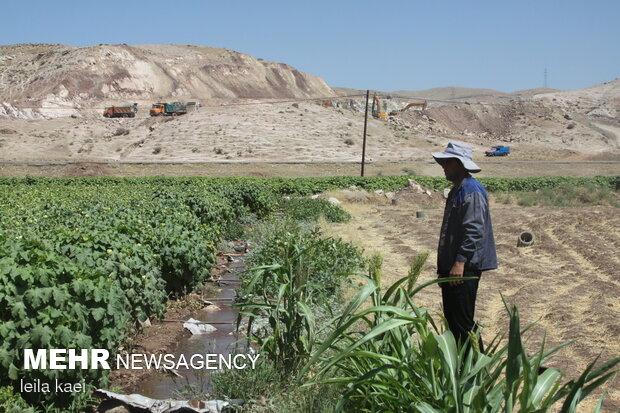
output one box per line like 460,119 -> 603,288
495,182 -> 618,207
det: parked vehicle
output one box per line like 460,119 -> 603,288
185,101 -> 198,112
164,101 -> 187,116
103,103 -> 138,118
149,101 -> 187,116
149,103 -> 166,117
485,145 -> 510,156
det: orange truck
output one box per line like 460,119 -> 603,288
103,103 -> 138,118
149,103 -> 166,116
150,102 -> 187,117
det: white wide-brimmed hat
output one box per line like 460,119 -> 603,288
432,141 -> 481,173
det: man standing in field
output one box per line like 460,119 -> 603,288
433,141 -> 497,350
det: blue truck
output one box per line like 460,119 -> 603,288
485,145 -> 510,156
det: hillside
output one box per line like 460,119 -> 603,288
386,80 -> 619,154
392,86 -> 509,102
334,86 -> 509,102
0,44 -> 618,165
0,44 -> 334,117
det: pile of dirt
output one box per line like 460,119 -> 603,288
394,179 -> 444,207
388,80 -> 620,154
332,80 -> 619,156
0,44 -> 335,118
326,180 -> 444,207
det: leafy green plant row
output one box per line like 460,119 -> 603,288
495,182 -> 619,207
0,175 -> 617,194
0,188 -> 234,409
0,180 -> 361,411
0,186 -> 277,410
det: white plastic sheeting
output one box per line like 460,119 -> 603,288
96,389 -> 230,413
183,318 -> 217,335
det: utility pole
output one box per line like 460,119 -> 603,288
544,67 -> 548,88
361,90 -> 370,177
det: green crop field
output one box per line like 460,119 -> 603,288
0,176 -> 617,412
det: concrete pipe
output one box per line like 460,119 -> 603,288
517,231 -> 534,247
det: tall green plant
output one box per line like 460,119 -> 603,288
236,221 -> 364,375
236,261 -> 316,374
300,254 -> 618,412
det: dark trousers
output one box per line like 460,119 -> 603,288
440,272 -> 483,352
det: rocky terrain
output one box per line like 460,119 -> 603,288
0,44 -> 618,166
0,44 -> 334,118
394,79 -> 620,156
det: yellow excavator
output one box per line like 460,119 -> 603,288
372,94 -> 427,120
371,94 -> 388,120
399,100 -> 427,112
389,100 -> 428,116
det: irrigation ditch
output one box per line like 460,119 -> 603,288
138,253 -> 245,400
105,246 -> 248,404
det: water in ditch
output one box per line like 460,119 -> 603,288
136,255 -> 249,399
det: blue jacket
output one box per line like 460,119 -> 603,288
437,176 -> 498,275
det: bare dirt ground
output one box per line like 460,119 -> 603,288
0,101 -> 415,164
321,188 -> 620,411
1,160 -> 618,178
1,44 -> 618,169
1,97 -> 619,166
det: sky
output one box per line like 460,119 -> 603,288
1,1 -> 619,92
